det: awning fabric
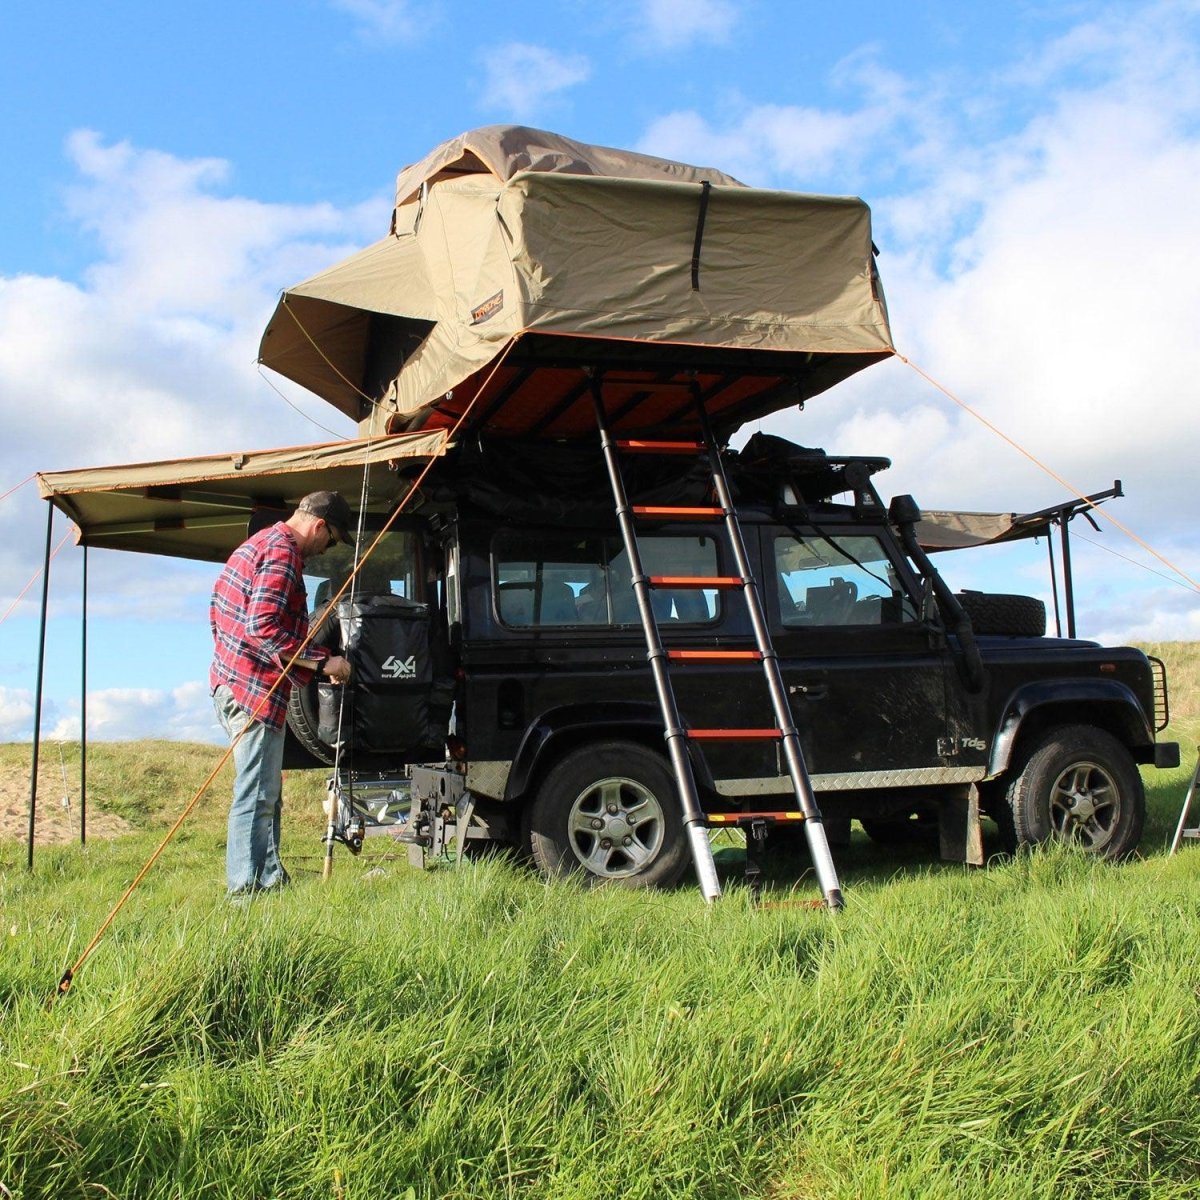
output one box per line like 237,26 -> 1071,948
36,431 -> 447,562
259,125 -> 894,441
917,509 -> 1052,552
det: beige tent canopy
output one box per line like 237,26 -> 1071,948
259,125 -> 894,441
36,430 -> 447,562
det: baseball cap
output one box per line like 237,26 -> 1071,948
297,490 -> 356,548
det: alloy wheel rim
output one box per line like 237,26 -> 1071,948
1047,759 -> 1119,850
567,776 -> 666,878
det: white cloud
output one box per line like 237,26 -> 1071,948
0,686 -> 37,741
0,133 -> 381,599
329,0 -> 422,43
636,0 -> 739,49
46,681 -> 222,744
648,3 -> 1200,641
479,43 -> 591,118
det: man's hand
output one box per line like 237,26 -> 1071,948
323,655 -> 352,685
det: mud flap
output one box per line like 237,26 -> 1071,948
939,784 -> 984,866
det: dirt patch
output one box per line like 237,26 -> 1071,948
0,760 -> 131,845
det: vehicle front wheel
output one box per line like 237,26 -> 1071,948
527,741 -> 690,888
1003,725 -> 1144,860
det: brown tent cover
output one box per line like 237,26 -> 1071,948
259,125 -> 894,441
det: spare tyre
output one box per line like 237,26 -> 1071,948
286,601 -> 341,765
956,590 -> 1046,637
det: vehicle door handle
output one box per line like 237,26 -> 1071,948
788,683 -> 829,700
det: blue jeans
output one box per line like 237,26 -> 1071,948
213,685 -> 289,894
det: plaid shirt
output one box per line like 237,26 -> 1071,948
209,522 -> 326,729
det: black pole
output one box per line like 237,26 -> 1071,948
1046,528 -> 1062,638
27,502 -> 54,871
80,543 -> 88,845
1060,513 -> 1076,639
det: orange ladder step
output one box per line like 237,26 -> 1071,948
666,649 -> 762,662
633,505 -> 724,520
685,728 -> 782,741
649,575 -> 742,588
616,440 -> 705,455
706,812 -> 806,825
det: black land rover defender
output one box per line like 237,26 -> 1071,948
286,434 -> 1178,886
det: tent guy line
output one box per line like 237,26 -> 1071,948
898,354 -> 1200,594
45,340 -> 527,1001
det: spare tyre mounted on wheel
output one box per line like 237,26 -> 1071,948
286,594 -> 453,764
956,590 -> 1046,637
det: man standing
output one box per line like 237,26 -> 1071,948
210,491 -> 354,896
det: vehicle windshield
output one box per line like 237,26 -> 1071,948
774,533 -> 918,626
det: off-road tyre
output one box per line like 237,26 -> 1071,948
1003,724 -> 1144,860
284,601 -> 341,765
956,590 -> 1046,637
527,741 -> 690,888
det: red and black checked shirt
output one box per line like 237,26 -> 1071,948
209,522 -> 326,729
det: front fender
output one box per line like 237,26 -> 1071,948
504,701 -> 708,801
987,679 -> 1154,776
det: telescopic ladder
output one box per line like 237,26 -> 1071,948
590,380 -> 844,908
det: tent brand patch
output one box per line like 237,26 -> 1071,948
471,290 -> 504,324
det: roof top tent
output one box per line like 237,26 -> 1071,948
257,124 -> 895,443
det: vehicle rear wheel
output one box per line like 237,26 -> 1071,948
527,741 -> 689,888
1004,725 -> 1144,860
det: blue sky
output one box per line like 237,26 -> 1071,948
2,0 -> 1199,742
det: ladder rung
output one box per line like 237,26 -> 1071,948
686,728 -> 782,741
649,575 -> 742,588
667,648 -> 758,667
633,506 -> 723,520
706,812 -> 806,825
666,649 -> 762,661
616,439 -> 705,455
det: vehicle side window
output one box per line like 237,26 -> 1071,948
304,529 -> 417,607
493,532 -> 720,628
774,534 -> 917,627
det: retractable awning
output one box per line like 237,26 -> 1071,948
36,430 -> 448,563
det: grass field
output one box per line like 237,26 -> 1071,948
1,645 -> 1198,1199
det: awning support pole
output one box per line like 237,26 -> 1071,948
1060,513 -> 1076,638
27,502 -> 54,871
1046,529 -> 1062,638
80,543 -> 88,845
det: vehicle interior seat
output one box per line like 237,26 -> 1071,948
497,581 -> 534,626
805,577 -> 858,624
539,581 -> 579,625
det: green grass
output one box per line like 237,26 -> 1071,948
1,643 -> 1198,1199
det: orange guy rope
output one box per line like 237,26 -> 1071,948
52,332 -> 521,1003
898,354 -> 1200,593
1,473 -> 37,504
1,530 -> 74,627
